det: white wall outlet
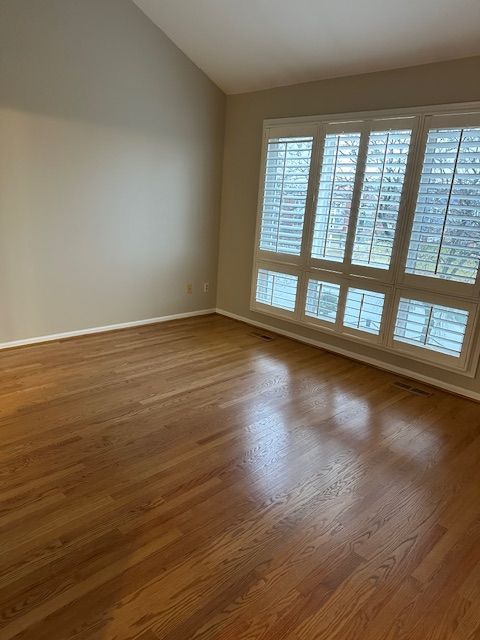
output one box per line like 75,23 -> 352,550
203,282 -> 209,293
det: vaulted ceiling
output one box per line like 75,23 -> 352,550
133,0 -> 480,94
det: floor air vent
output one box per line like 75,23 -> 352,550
249,331 -> 275,342
392,380 -> 433,397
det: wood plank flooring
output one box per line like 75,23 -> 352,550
0,313 -> 479,640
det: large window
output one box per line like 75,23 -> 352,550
251,106 -> 480,375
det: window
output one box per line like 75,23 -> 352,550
252,107 -> 480,374
255,267 -> 298,314
259,135 -> 313,255
305,278 -> 340,324
312,131 -> 361,262
405,126 -> 480,284
394,297 -> 469,357
343,288 -> 385,336
353,129 -> 412,269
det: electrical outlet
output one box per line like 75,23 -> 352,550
186,283 -> 193,294
203,282 -> 209,293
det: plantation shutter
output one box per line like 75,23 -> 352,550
258,133 -> 314,256
252,108 -> 480,372
352,128 -> 412,270
405,124 -> 480,285
311,130 -> 361,262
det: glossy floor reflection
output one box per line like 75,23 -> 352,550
0,314 -> 479,640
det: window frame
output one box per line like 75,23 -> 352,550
340,280 -> 392,345
299,271 -> 392,346
300,270 -> 344,331
388,288 -> 478,372
251,260 -> 302,321
251,102 -> 480,377
254,123 -> 318,268
397,112 -> 480,299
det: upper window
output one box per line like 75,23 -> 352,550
405,126 -> 480,284
353,129 -> 412,269
259,135 -> 313,256
252,107 -> 480,375
312,131 -> 361,262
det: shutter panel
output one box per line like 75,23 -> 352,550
352,129 -> 412,269
311,132 -> 361,262
343,288 -> 385,335
259,135 -> 313,256
405,127 -> 480,284
394,297 -> 469,357
255,268 -> 298,312
305,278 -> 340,323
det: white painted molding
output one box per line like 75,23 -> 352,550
0,309 -> 216,351
2,305 -> 478,402
216,308 -> 480,403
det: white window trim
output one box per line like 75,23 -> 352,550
251,101 -> 480,377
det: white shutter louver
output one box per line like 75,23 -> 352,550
255,268 -> 298,312
394,297 -> 469,357
259,136 -> 313,256
406,127 -> 480,284
311,132 -> 361,262
305,278 -> 340,323
352,129 -> 412,269
343,288 -> 385,335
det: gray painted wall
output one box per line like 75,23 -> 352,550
216,56 -> 480,395
1,2 -> 479,396
0,0 -> 225,341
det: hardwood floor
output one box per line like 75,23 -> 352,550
0,313 -> 479,640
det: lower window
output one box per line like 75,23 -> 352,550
343,288 -> 385,336
305,278 -> 340,324
389,294 -> 476,369
251,263 -> 478,373
255,267 -> 298,314
393,298 -> 468,357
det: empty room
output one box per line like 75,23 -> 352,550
1,1 -> 480,638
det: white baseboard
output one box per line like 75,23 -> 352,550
2,306 -> 478,402
216,308 -> 480,403
0,309 -> 216,351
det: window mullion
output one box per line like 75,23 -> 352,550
300,125 -> 325,267
296,126 -> 325,321
394,114 -> 431,284
381,115 -> 427,348
474,262 -> 480,298
342,126 -> 370,272
335,281 -> 349,332
294,270 -> 308,321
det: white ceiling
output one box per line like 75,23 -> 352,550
133,0 -> 480,94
